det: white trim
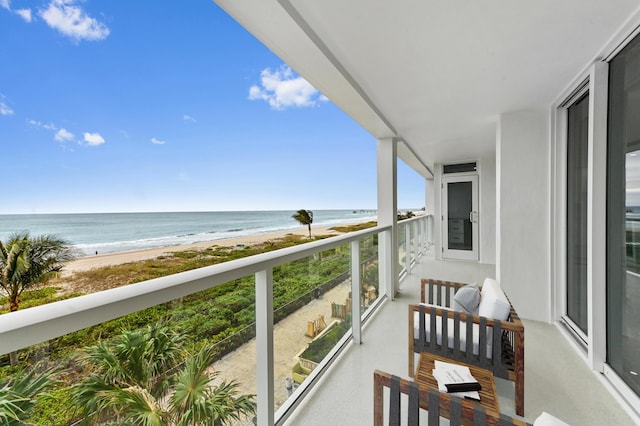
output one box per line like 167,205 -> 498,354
442,174 -> 479,261
587,61 -> 609,372
553,81 -> 589,325
551,15 -> 640,415
557,320 -> 640,423
551,6 -> 640,108
256,268 -> 275,426
350,240 -> 362,344
603,365 -> 640,422
552,62 -> 609,374
560,315 -> 588,349
434,163 -> 443,260
601,10 -> 640,62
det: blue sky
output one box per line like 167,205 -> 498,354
0,0 -> 425,214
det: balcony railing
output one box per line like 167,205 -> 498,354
0,215 -> 431,426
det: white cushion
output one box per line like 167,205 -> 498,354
413,312 -> 493,358
533,412 -> 570,426
480,277 -> 499,296
478,278 -> 511,321
453,284 -> 481,314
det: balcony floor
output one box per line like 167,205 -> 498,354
283,254 -> 637,425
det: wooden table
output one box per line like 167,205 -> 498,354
414,352 -> 500,420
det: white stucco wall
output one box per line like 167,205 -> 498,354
479,153 -> 496,265
497,109 -> 551,322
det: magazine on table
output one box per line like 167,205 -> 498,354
432,360 -> 481,401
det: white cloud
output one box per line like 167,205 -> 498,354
28,119 -> 57,130
183,114 -> 196,123
150,137 -> 166,145
1,1 -> 32,23
248,65 -> 328,110
0,95 -> 14,115
83,132 -> 104,146
15,8 -> 31,22
40,0 -> 110,42
54,128 -> 74,142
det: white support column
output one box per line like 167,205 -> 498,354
255,269 -> 274,426
587,62 -> 608,372
350,240 -> 362,344
377,137 -> 398,298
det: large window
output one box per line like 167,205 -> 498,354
567,93 -> 589,336
607,32 -> 640,396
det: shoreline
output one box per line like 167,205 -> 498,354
63,225 -> 342,274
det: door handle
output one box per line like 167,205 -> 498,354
469,211 -> 478,223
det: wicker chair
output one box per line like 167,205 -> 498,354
409,278 -> 525,416
374,369 -> 530,426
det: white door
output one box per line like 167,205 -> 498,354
442,175 -> 479,261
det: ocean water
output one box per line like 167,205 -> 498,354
0,210 -> 376,256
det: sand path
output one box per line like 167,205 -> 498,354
210,279 -> 353,409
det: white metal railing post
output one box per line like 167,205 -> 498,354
411,220 -> 417,261
255,268 -> 274,426
405,222 -> 411,274
416,220 -> 420,258
416,219 -> 421,257
421,217 -> 426,253
419,217 -> 425,254
350,240 -> 361,344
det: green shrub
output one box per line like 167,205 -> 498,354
300,319 -> 351,363
30,386 -> 79,426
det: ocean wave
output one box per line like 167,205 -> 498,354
58,210 -> 378,256
74,225 -> 299,256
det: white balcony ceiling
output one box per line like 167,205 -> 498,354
214,0 -> 640,176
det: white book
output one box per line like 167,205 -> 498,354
432,360 -> 481,401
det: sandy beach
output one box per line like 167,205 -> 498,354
63,225 -> 342,274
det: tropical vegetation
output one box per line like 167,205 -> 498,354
0,232 -> 77,313
0,364 -> 57,425
72,323 -> 256,425
291,209 -> 313,238
0,223 -> 379,424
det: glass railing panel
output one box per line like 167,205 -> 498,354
408,221 -> 416,262
360,234 -> 380,320
0,278 -> 259,426
0,225 -> 392,426
397,222 -> 407,274
273,243 -> 351,411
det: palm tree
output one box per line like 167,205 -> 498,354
292,209 -> 313,238
0,231 -> 77,312
72,323 -> 256,425
0,364 -> 57,425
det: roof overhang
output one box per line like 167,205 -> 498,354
214,0 -> 640,177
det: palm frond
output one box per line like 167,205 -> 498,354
0,364 -> 57,424
103,386 -> 168,426
169,346 -> 217,423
